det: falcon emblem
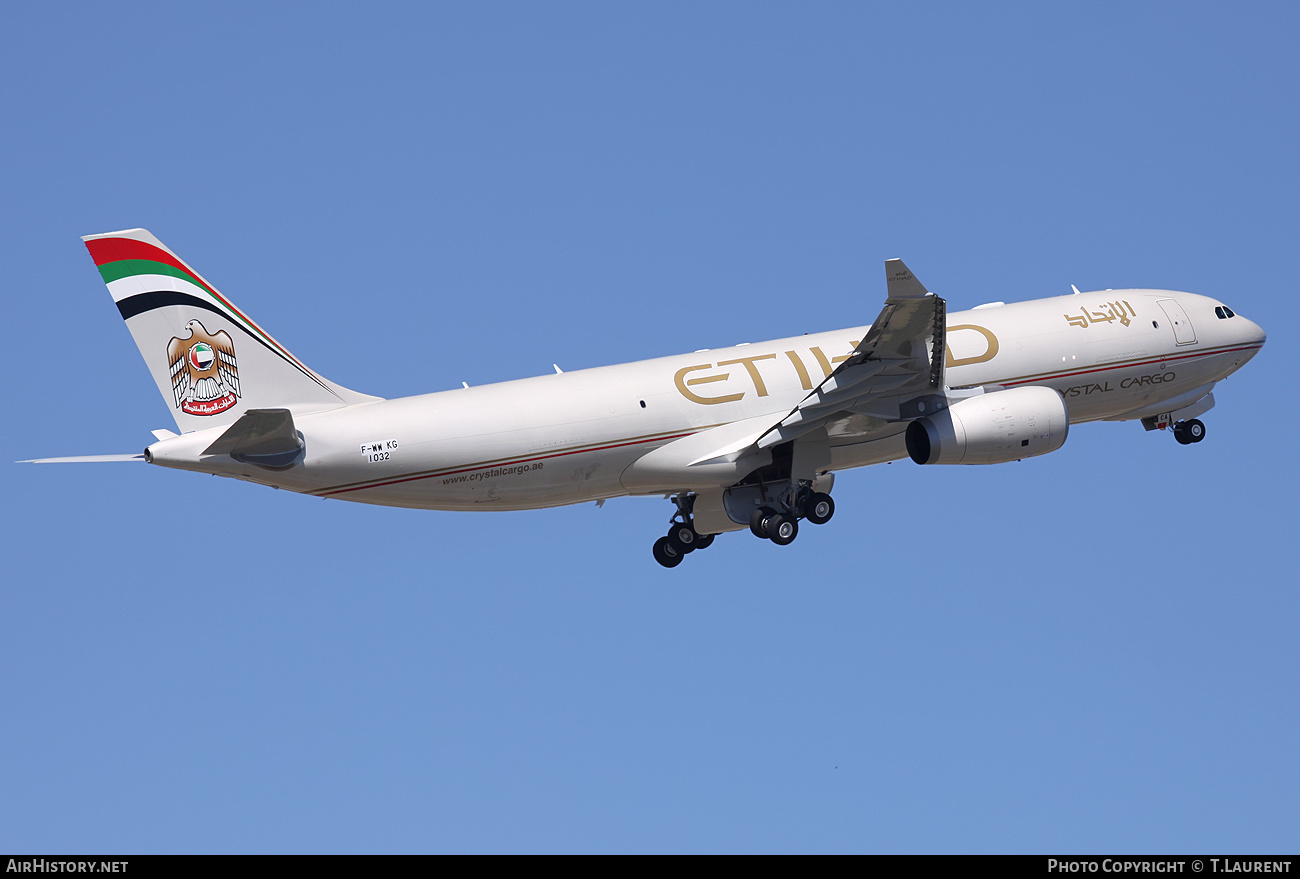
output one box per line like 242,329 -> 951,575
167,320 -> 240,416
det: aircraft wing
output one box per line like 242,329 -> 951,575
754,258 -> 946,450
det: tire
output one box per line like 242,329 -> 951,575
750,506 -> 776,539
1173,424 -> 1193,445
693,533 -> 715,550
769,514 -> 798,546
1186,419 -> 1206,443
667,522 -> 698,553
804,492 -> 835,525
653,536 -> 684,568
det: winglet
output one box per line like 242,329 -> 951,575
885,259 -> 930,300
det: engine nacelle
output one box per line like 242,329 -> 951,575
905,386 -> 1069,465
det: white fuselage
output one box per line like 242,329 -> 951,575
146,288 -> 1265,510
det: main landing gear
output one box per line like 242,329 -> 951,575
651,486 -> 837,567
748,488 -> 835,546
651,493 -> 717,569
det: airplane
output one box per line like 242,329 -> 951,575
25,229 -> 1266,568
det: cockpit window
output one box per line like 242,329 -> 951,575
1215,306 -> 1237,319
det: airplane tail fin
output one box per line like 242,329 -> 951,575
84,229 -> 381,433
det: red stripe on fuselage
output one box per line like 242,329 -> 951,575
1000,344 -> 1262,387
315,430 -> 699,497
316,344 -> 1263,498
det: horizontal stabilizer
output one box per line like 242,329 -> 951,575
20,454 -> 145,463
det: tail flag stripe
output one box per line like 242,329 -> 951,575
85,235 -> 324,388
81,228 -> 380,433
86,237 -> 208,289
98,259 -> 197,287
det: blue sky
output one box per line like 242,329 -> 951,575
3,2 -> 1297,853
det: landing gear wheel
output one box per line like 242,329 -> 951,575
803,492 -> 835,525
1173,423 -> 1193,445
1186,419 -> 1206,443
667,522 -> 699,553
693,533 -> 715,550
750,506 -> 777,539
652,536 -> 684,568
768,514 -> 798,546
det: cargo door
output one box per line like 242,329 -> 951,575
1157,299 -> 1197,346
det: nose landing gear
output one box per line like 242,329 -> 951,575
1173,418 -> 1206,445
1148,412 -> 1209,445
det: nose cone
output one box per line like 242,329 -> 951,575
1240,316 -> 1267,347
1227,313 -> 1266,369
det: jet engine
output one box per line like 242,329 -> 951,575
905,386 -> 1068,465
